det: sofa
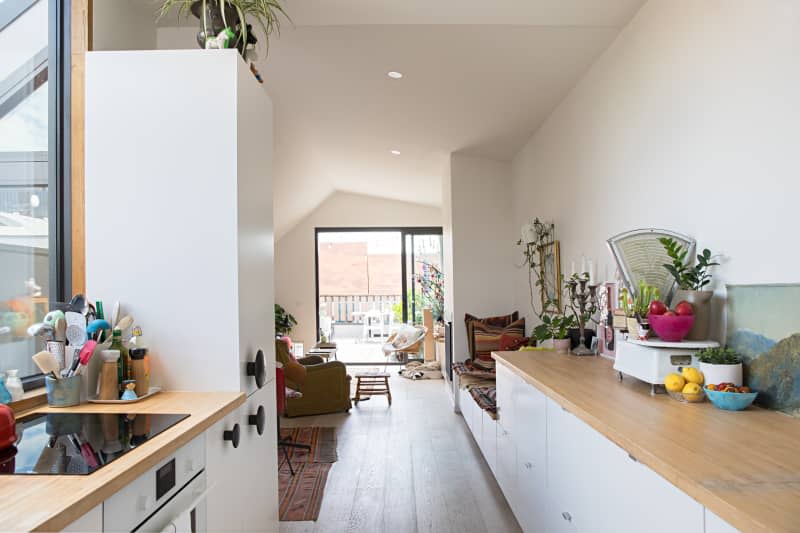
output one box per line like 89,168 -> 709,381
275,339 -> 352,417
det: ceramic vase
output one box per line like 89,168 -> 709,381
553,338 -> 571,354
673,290 -> 713,340
699,362 -> 743,387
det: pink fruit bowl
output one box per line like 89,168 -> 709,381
647,314 -> 695,342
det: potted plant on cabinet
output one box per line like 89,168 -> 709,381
659,237 -> 719,340
158,0 -> 290,60
696,346 -> 743,386
533,312 -> 576,354
619,281 -> 659,340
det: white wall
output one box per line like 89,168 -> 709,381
275,191 -> 442,346
446,153 -> 516,359
511,0 -> 800,340
92,1 -> 157,51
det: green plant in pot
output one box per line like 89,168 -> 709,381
660,237 -> 719,341
696,346 -> 743,387
534,313 -> 577,355
158,0 -> 290,60
619,281 -> 659,339
274,304 -> 296,337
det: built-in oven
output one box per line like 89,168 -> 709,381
104,434 -> 209,532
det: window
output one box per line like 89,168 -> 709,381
0,0 -> 70,383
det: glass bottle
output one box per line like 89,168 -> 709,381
0,374 -> 11,405
4,370 -> 24,402
109,329 -> 130,392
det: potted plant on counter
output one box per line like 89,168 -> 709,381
696,346 -> 743,387
534,313 -> 576,354
619,281 -> 659,339
660,237 -> 719,340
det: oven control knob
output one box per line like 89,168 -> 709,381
246,349 -> 266,389
223,424 -> 240,448
248,405 -> 266,436
185,458 -> 196,472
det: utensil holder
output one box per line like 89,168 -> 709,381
45,375 -> 82,407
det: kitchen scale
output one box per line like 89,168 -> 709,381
614,337 -> 719,394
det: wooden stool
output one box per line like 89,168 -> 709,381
353,371 -> 392,406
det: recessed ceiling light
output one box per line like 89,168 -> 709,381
390,150 -> 401,155
387,71 -> 403,79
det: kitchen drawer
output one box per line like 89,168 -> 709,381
104,435 -> 205,532
705,509 -> 740,533
206,401 -> 246,532
479,410 -> 497,474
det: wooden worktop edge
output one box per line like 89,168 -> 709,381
31,392 -> 246,532
492,352 -> 772,533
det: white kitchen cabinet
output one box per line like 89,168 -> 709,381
705,509 -> 740,533
495,365 -> 518,512
85,49 -> 274,396
206,403 -> 246,532
62,504 -> 102,532
480,410 -> 497,474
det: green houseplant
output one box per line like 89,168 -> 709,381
696,346 -> 743,386
533,312 -> 576,354
274,304 -> 296,337
158,0 -> 290,60
659,237 -> 719,340
619,281 -> 660,339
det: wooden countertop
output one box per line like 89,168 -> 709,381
0,391 -> 245,532
492,350 -> 800,533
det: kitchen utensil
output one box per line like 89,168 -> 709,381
647,314 -> 695,342
43,310 -> 65,326
0,404 -> 16,449
111,301 -> 120,329
27,323 -> 53,338
86,319 -> 111,340
67,340 -> 97,377
46,341 -> 66,371
67,294 -> 87,313
114,315 -> 133,332
706,389 -> 758,411
44,375 -> 82,407
32,351 -> 61,379
613,338 -> 719,394
65,311 -> 87,345
54,318 -> 66,343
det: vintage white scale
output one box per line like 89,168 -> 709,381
607,229 -> 720,394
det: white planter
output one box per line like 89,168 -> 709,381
699,362 -> 743,386
553,338 -> 571,354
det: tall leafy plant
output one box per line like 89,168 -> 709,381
517,218 -> 556,317
275,304 -> 297,336
659,237 -> 719,290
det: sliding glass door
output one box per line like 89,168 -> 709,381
315,227 -> 443,364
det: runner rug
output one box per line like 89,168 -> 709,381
278,427 -> 337,521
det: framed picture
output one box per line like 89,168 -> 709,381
538,240 -> 562,313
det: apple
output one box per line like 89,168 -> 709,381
675,300 -> 694,316
648,300 -> 668,316
664,310 -> 677,317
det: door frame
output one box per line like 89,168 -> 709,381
314,226 -> 443,344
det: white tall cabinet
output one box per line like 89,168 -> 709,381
85,49 -> 277,532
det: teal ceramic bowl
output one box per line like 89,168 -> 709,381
705,389 -> 758,411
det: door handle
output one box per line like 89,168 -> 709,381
223,424 -> 241,448
249,405 -> 266,435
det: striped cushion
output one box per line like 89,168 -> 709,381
464,311 -> 519,359
469,386 -> 498,419
472,319 -> 526,361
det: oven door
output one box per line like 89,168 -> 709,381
134,471 -> 208,533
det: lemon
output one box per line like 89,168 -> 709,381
664,373 -> 686,392
682,382 -> 704,402
681,367 -> 704,385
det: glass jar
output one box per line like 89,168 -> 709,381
4,370 -> 24,402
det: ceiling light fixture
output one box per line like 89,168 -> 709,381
390,150 -> 401,155
387,71 -> 403,79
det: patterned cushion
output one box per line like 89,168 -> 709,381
452,360 -> 496,379
464,311 -> 519,359
469,386 -> 498,419
472,319 -> 526,361
500,334 -> 529,351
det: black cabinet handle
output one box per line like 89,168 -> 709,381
249,405 -> 266,436
246,349 -> 266,389
223,424 -> 240,448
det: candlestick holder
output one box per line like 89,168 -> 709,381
566,273 -> 599,356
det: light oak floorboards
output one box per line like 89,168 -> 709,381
280,371 -> 521,533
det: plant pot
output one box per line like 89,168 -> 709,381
190,0 -> 240,49
553,338 -> 571,354
699,362 -> 743,387
626,317 -> 640,339
673,289 -> 713,341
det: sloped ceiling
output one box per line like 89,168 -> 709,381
153,0 -> 647,238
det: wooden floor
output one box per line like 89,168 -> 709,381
280,371 -> 521,533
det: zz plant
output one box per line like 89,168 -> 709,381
659,237 -> 719,290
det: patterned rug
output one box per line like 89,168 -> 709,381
278,427 -> 337,521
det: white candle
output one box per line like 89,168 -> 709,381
588,259 -> 595,285
570,261 -> 576,276
581,255 -> 586,276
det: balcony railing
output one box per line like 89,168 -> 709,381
320,294 -> 401,323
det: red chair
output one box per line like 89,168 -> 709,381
276,364 -> 310,476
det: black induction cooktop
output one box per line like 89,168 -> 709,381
0,413 -> 189,475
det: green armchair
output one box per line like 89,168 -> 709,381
275,340 -> 352,417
